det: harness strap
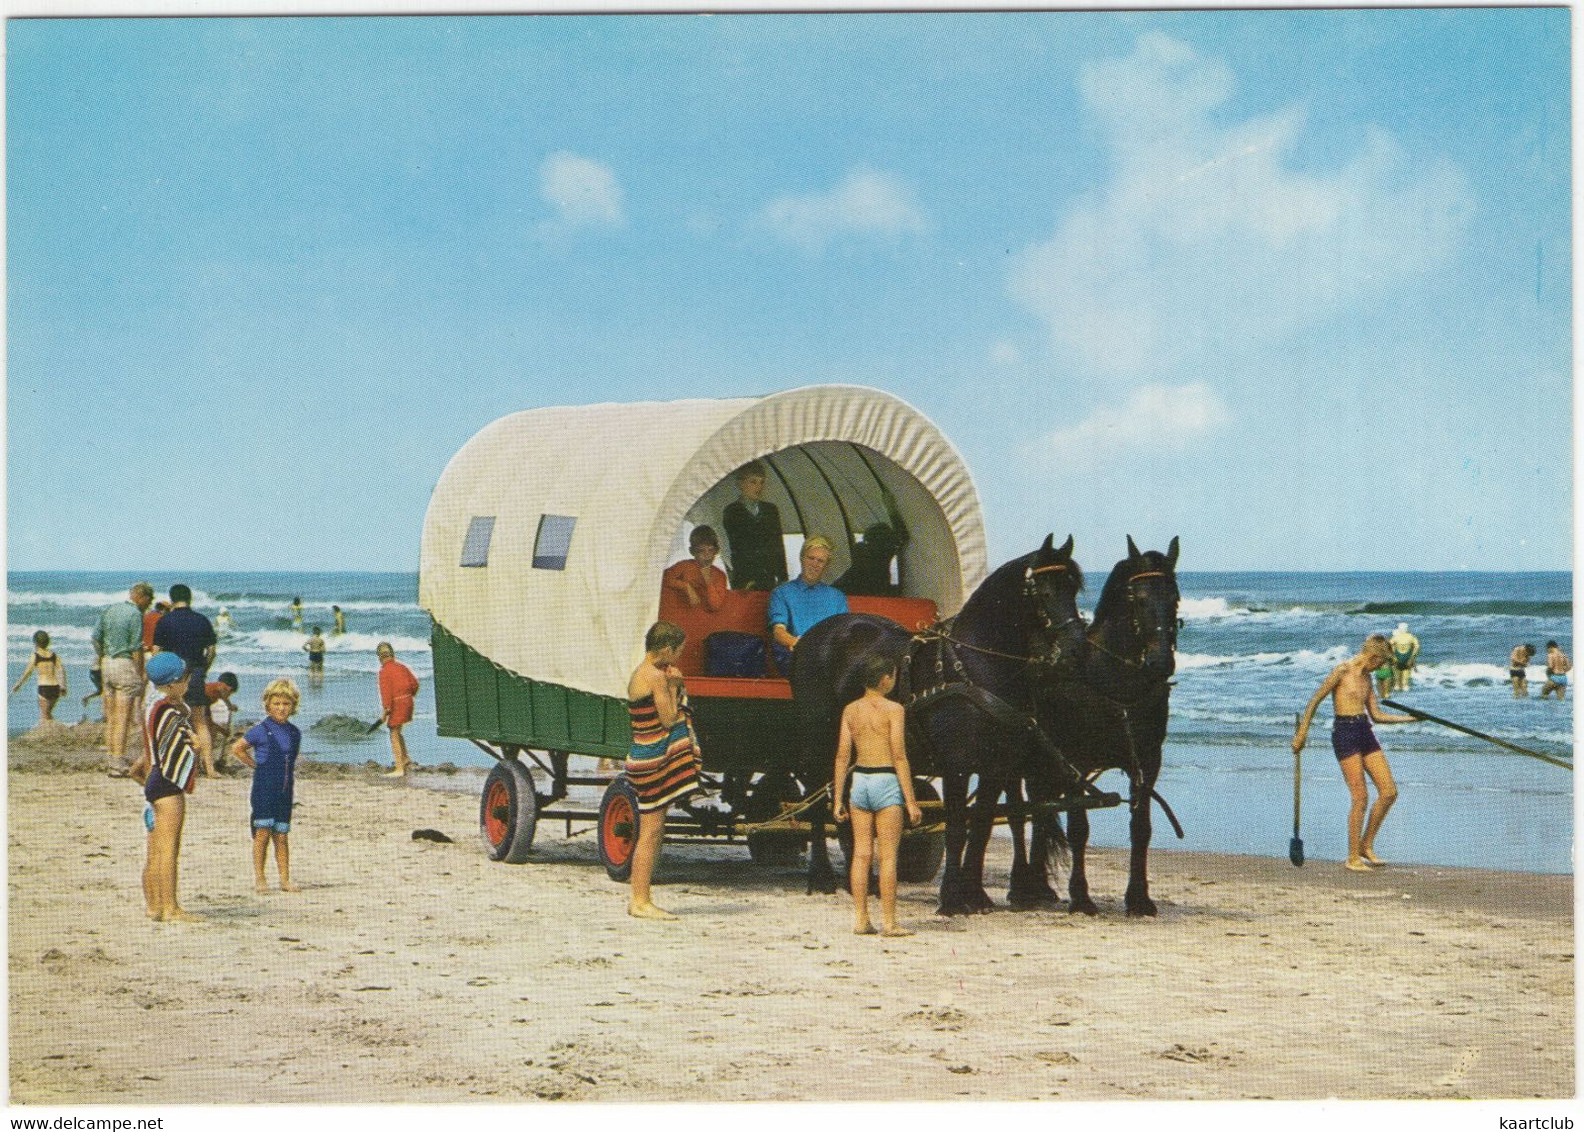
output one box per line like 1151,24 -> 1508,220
903,679 -> 1083,788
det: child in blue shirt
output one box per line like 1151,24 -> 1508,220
231,678 -> 303,893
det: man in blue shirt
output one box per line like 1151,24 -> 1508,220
93,581 -> 154,776
769,536 -> 849,675
152,583 -> 218,778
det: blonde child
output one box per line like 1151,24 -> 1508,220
832,654 -> 922,936
129,652 -> 203,922
231,679 -> 303,893
11,630 -> 67,722
1293,634 -> 1415,871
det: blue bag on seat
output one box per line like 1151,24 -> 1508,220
705,631 -> 768,678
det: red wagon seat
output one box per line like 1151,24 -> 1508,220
664,588 -> 938,701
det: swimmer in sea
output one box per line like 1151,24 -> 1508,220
1540,641 -> 1570,700
1293,634 -> 1415,872
1510,643 -> 1536,698
1389,621 -> 1420,693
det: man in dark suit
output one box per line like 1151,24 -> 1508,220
722,461 -> 788,591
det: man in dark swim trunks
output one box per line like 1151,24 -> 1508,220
1293,634 -> 1415,872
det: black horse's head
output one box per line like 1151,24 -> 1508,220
1023,533 -> 1088,677
1093,536 -> 1181,679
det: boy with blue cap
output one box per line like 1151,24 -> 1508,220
129,651 -> 205,922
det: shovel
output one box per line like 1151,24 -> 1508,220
1289,712 -> 1305,867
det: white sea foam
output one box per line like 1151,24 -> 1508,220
7,624 -> 94,643
7,588 -> 137,609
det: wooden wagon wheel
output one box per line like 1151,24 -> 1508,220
479,759 -> 538,864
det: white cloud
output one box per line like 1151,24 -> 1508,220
1024,382 -> 1229,467
1010,32 -> 1471,380
989,340 -> 1024,367
539,152 -> 625,228
763,167 -> 929,250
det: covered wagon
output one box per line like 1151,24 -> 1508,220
419,385 -> 986,878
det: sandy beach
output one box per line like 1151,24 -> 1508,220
7,724 -> 1573,1105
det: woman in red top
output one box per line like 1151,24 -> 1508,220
376,642 -> 420,777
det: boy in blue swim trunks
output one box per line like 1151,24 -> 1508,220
832,655 -> 922,936
231,679 -> 303,894
1293,634 -> 1415,872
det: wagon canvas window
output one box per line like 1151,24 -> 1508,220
533,515 -> 577,570
460,516 -> 496,567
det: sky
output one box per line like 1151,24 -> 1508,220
6,9 -> 1573,573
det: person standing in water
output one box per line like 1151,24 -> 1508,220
1389,622 -> 1420,693
1540,641 -> 1571,700
11,630 -> 68,723
1293,634 -> 1415,872
1510,643 -> 1537,698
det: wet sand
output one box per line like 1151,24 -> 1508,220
7,727 -> 1573,1104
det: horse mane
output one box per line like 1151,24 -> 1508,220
963,544 -> 1083,616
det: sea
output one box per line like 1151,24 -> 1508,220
7,570 -> 1573,876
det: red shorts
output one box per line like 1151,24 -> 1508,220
387,694 -> 414,727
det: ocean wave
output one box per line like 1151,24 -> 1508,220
7,588 -> 139,609
230,629 -> 431,655
7,624 -> 94,643
1355,599 -> 1572,618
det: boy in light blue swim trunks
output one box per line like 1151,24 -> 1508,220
832,655 -> 923,936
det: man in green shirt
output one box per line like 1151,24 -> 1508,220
94,582 -> 154,776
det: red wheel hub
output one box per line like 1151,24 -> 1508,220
484,779 -> 511,848
602,794 -> 636,866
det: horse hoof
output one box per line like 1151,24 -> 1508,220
1069,899 -> 1099,917
1007,886 -> 1063,911
1125,899 -> 1158,918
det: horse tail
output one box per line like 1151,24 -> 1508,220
1036,807 -> 1070,874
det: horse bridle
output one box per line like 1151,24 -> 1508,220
1023,561 -> 1087,666
1116,569 -> 1179,667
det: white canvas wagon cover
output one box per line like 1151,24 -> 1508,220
419,385 -> 987,699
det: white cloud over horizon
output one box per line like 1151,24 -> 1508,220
762,167 -> 929,250
539,151 -> 626,229
1023,382 -> 1230,468
1010,32 -> 1472,381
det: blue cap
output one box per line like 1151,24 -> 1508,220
145,652 -> 187,686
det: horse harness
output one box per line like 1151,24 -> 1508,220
893,610 -> 1114,813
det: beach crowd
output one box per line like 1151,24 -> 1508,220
11,581 -> 420,924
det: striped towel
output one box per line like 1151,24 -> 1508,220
626,694 -> 699,813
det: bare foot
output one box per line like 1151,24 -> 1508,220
1361,850 -> 1385,866
145,907 -> 160,919
1344,857 -> 1374,872
159,909 -> 209,924
255,881 -> 271,894
855,923 -> 877,935
881,926 -> 913,937
383,769 -> 407,778
280,881 -> 302,893
628,902 -> 678,921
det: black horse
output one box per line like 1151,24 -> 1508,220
1027,536 -> 1182,917
789,534 -> 1090,912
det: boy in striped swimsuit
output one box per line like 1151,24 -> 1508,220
624,621 -> 701,920
129,652 -> 205,923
